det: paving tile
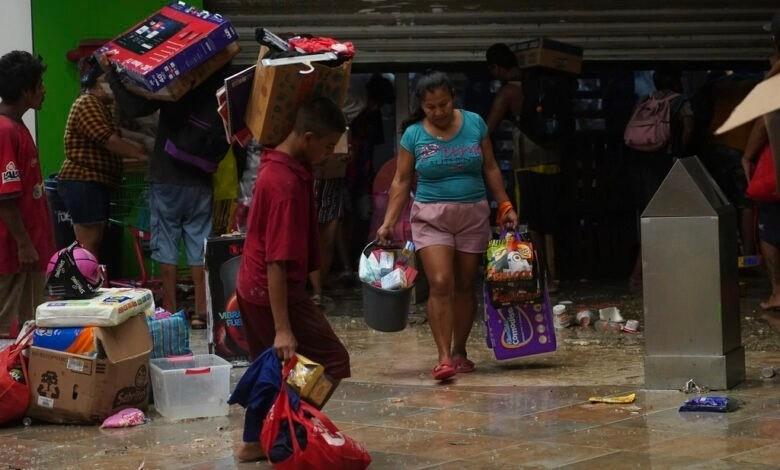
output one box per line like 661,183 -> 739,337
345,425 -> 516,461
383,408 -> 590,440
724,444 -> 780,467
330,381 -> 426,403
394,388 -> 505,410
635,434 -> 774,460
616,407 -> 764,436
537,421 -> 686,450
558,450 -> 715,469
366,451 -> 448,469
430,441 -> 615,469
0,437 -> 63,468
325,400 -> 434,426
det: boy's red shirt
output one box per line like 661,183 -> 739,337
237,149 -> 319,307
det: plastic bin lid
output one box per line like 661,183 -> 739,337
150,354 -> 231,371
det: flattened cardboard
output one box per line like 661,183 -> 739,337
716,74 -> 780,134
27,315 -> 152,424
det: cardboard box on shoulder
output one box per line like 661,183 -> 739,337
245,48 -> 352,146
27,315 -> 153,424
123,41 -> 240,102
99,2 -> 238,93
511,38 -> 583,75
313,131 -> 350,179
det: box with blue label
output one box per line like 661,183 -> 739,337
27,315 -> 152,424
35,288 -> 154,328
98,1 -> 238,92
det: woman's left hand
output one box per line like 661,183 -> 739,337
501,209 -> 519,230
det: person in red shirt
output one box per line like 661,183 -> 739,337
235,98 -> 349,462
0,51 -> 53,338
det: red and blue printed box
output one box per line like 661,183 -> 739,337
99,1 -> 237,92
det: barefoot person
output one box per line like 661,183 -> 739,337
377,71 -> 518,381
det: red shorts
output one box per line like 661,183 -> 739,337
236,294 -> 351,380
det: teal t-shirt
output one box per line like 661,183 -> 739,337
400,110 -> 488,203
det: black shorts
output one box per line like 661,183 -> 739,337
758,203 -> 780,246
57,180 -> 110,225
517,171 -> 561,235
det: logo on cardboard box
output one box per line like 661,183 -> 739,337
112,365 -> 149,408
37,370 -> 61,400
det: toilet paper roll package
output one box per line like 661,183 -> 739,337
36,289 -> 155,328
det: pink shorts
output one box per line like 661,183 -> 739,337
411,200 -> 491,253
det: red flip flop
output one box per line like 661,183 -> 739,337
432,361 -> 456,381
452,356 -> 476,374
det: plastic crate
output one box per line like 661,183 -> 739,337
150,354 -> 231,420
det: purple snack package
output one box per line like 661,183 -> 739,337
679,396 -> 737,413
484,286 -> 557,360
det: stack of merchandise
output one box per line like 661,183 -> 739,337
98,1 -> 240,102
359,241 -> 418,291
483,232 -> 557,360
243,28 -> 354,146
28,288 -> 155,424
146,308 -> 191,360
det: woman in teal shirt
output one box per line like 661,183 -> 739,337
378,71 -> 518,381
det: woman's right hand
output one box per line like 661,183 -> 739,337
376,223 -> 394,246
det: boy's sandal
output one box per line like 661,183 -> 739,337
432,361 -> 456,381
452,356 -> 476,374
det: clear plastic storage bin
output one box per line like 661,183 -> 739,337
150,354 -> 232,420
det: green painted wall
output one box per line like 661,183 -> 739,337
31,0 -> 203,177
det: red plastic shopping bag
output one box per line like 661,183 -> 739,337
747,143 -> 780,202
0,324 -> 34,425
261,357 -> 371,470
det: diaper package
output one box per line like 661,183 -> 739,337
35,288 -> 154,328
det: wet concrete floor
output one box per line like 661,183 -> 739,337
1,280 -> 779,469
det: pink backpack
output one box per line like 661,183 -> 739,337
624,93 -> 680,152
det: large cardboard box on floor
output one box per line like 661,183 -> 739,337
27,315 -> 152,424
98,2 -> 238,93
510,38 -> 583,75
245,48 -> 352,146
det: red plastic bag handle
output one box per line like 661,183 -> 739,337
185,367 -> 211,375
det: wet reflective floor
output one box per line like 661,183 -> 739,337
2,281 -> 779,469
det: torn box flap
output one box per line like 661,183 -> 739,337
94,315 -> 152,363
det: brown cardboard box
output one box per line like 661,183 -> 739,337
511,38 -> 583,75
313,131 -> 350,179
245,51 -> 352,146
124,42 -> 241,102
27,315 -> 153,424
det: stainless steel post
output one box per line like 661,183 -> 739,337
642,157 -> 745,390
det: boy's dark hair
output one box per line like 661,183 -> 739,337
486,43 -> 518,69
294,97 -> 347,136
0,51 -> 46,103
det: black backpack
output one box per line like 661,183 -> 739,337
164,70 -> 230,173
520,70 -> 576,143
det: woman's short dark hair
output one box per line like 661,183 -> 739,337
0,51 -> 46,103
486,43 -> 518,69
400,71 -> 454,132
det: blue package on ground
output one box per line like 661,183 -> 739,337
679,396 -> 737,413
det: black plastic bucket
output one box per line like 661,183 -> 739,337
360,241 -> 413,332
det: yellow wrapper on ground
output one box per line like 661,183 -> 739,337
588,393 -> 636,404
